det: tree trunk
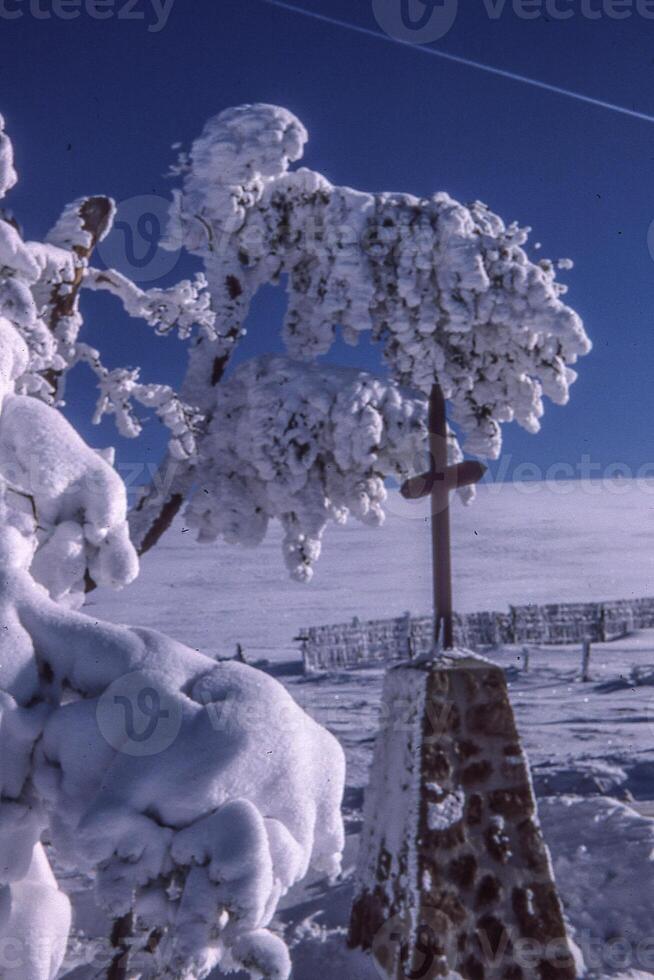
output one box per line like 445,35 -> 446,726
107,912 -> 133,980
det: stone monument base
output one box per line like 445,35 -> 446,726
349,651 -> 578,980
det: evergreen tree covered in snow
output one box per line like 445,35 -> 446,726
2,104 -> 592,584
139,103 -> 591,579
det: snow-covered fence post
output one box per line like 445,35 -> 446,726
349,655 -> 578,979
403,611 -> 415,659
581,637 -> 592,683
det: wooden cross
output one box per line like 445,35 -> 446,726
401,384 -> 486,650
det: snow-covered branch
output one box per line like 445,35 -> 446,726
75,342 -> 201,460
187,355 -> 469,581
15,573 -> 344,979
84,265 -> 216,340
167,104 -> 591,459
0,113 -> 17,199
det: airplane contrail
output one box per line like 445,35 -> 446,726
258,0 -> 654,125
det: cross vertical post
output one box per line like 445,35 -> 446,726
429,383 -> 453,649
401,384 -> 486,651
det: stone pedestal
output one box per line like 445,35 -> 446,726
349,652 -> 577,980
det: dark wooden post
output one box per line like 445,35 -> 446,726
581,638 -> 592,683
107,912 -> 133,980
401,385 -> 486,650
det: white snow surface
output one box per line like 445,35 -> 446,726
540,796 -> 654,974
92,480 -> 654,662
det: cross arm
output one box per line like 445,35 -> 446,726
400,460 -> 487,501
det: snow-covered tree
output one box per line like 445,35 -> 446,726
0,105 -> 590,587
0,116 -> 346,979
139,102 -> 589,583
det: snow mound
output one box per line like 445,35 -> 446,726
11,579 -> 345,978
539,796 -> 654,977
0,843 -> 71,980
532,761 -> 631,799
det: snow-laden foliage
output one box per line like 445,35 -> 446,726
0,114 -> 17,200
0,116 -> 214,592
0,316 -> 137,605
0,512 -> 344,978
0,178 -> 213,462
188,354 -> 468,581
166,103 -> 591,460
23,588 -> 344,979
0,105 -> 590,580
0,312 -> 345,978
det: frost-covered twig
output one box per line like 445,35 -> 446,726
84,265 -> 216,340
75,342 -> 201,460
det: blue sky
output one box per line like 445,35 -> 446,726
1,0 -> 653,487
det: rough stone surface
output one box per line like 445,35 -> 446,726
349,652 -> 577,980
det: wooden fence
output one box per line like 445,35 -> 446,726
297,596 -> 654,673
